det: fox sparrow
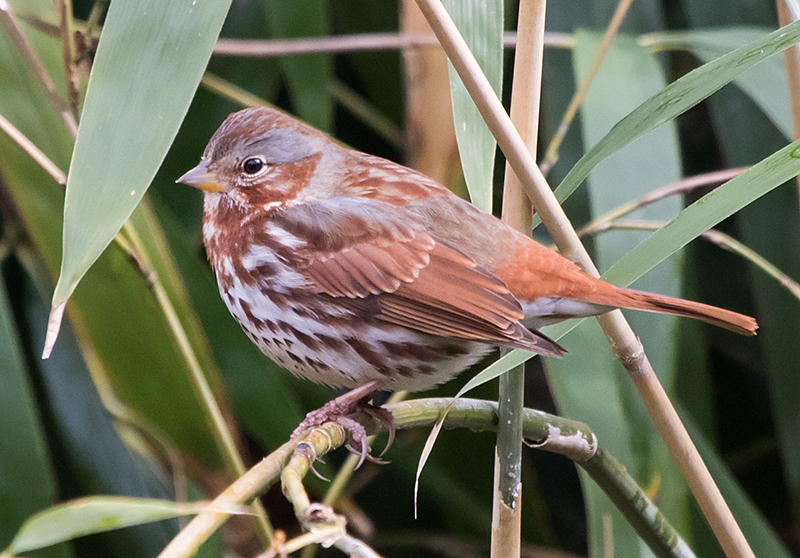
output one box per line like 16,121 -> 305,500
178,107 -> 756,453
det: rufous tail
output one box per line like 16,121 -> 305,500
606,288 -> 757,336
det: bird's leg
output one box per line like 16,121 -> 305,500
292,380 -> 395,467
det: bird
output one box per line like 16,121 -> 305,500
178,106 -> 757,456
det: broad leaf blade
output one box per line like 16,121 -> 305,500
644,27 -> 792,138
0,2 -> 238,471
545,20 -> 800,225
0,275 -> 65,555
547,321 -> 648,558
442,0 -> 503,212
7,497 -> 208,555
263,0 -> 332,131
48,0 -> 232,348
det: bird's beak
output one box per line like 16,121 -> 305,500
176,159 -> 225,192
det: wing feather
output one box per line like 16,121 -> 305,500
305,235 -> 563,356
276,198 -> 564,356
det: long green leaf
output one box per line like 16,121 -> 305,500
6,497 -> 209,555
696,57 -> 800,544
601,139 -> 800,287
20,281 -> 185,557
442,0 -> 502,212
0,0 -> 236,471
47,0 -> 232,352
547,321 -> 649,558
263,0 -> 332,131
0,275 -> 64,555
545,20 -> 800,225
643,27 -> 792,138
458,130 -> 800,397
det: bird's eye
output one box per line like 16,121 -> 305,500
243,157 -> 265,175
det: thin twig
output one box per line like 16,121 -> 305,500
200,72 -> 404,151
74,329 -> 191,512
84,0 -> 108,38
200,72 -> 272,108
212,31 -> 574,58
0,3 -> 78,139
539,0 -> 635,174
576,167 -> 749,238
583,218 -> 800,303
328,79 -> 404,149
413,2 -> 755,557
0,112 -> 67,185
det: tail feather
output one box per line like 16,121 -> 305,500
607,288 -> 758,336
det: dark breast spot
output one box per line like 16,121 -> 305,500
305,357 -> 331,372
346,337 -> 387,373
315,333 -> 347,353
277,321 -> 320,351
240,300 -> 266,330
381,341 -> 441,362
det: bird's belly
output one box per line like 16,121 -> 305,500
220,275 -> 492,391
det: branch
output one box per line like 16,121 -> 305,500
0,3 -> 78,138
0,112 -> 67,185
212,31 -> 575,58
158,398 -> 696,558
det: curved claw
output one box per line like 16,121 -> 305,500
292,382 -> 396,467
345,440 -> 369,470
379,420 -> 396,458
310,461 -> 331,482
364,452 -> 390,465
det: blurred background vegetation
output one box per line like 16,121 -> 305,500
1,0 -> 799,557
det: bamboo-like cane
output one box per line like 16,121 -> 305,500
413,1 -> 755,557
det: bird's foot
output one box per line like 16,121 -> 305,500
291,381 -> 395,468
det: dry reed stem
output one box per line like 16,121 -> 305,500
212,31 -> 574,58
413,1 -> 755,557
0,4 -> 78,138
493,0 -> 547,556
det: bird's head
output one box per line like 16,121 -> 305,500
177,107 -> 326,207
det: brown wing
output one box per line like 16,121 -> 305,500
274,198 -> 564,356
377,243 -> 564,356
304,235 -> 435,297
300,232 -> 562,356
